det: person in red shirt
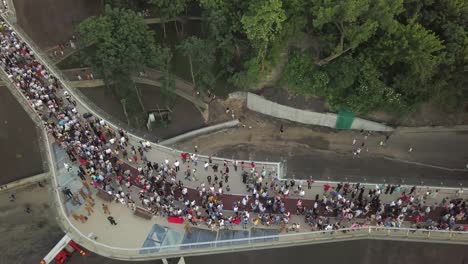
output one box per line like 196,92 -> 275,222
181,152 -> 188,163
323,183 -> 331,193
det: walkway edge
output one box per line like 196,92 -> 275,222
0,172 -> 49,193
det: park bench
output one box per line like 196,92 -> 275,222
96,189 -> 113,202
134,206 -> 153,220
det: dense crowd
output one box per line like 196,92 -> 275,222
0,17 -> 466,234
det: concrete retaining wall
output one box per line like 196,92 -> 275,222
228,91 -> 248,101
160,119 -> 240,146
246,93 -> 393,132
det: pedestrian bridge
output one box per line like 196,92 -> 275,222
0,12 -> 467,262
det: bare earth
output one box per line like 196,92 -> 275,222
0,86 -> 43,184
14,0 -> 103,49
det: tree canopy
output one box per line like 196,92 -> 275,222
78,5 -> 170,120
177,36 -> 215,94
80,0 -> 468,118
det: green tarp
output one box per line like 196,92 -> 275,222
335,109 -> 355,130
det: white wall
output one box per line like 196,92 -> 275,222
246,93 -> 393,131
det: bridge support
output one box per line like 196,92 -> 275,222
162,257 -> 185,264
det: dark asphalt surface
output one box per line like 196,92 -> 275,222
0,86 -> 44,184
215,144 -> 468,187
185,240 -> 468,264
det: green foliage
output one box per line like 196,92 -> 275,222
280,50 -> 329,95
104,0 -> 144,10
78,5 -> 171,120
372,21 -> 444,102
229,56 -> 263,90
401,0 -> 468,110
86,0 -> 467,117
78,5 -> 167,77
241,0 -> 286,66
281,51 -> 404,113
149,0 -> 188,21
177,36 -> 215,94
311,0 -> 404,54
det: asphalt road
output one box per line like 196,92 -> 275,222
214,143 -> 467,187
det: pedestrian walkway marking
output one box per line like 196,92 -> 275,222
384,157 -> 466,172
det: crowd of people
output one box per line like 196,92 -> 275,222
0,17 -> 466,237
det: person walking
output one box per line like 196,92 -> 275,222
242,216 -> 248,229
85,204 -> 94,216
86,196 -> 95,207
78,189 -> 87,201
81,181 -> 90,192
63,188 -> 74,199
71,211 -> 80,222
77,171 -> 86,181
78,214 -> 88,223
107,216 -> 118,225
102,203 -> 110,215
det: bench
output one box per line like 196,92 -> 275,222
96,189 -> 113,202
134,206 -> 153,220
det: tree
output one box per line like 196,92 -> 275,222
149,0 -> 188,37
311,0 -> 404,65
177,36 -> 215,94
280,50 -> 329,95
241,0 -> 286,70
158,47 -> 177,106
78,5 -> 170,123
371,21 -> 444,103
401,0 -> 468,110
